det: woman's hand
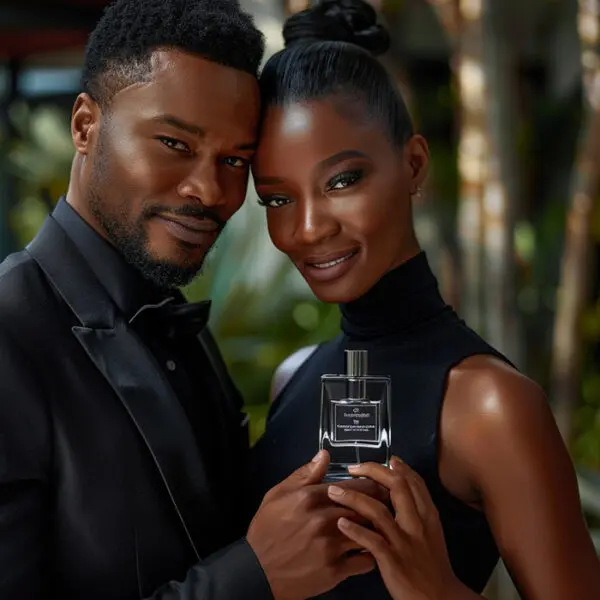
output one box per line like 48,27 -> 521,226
327,457 -> 471,600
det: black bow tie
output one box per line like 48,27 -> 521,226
131,298 -> 212,340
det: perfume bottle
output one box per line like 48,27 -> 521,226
319,349 -> 391,482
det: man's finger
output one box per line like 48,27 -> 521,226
276,450 -> 330,492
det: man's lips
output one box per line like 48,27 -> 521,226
155,215 -> 219,246
157,214 -> 220,232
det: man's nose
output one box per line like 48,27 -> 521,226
177,158 -> 224,207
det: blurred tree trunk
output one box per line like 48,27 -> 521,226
430,0 -> 486,332
551,0 -> 600,445
480,0 -> 523,367
431,2 -> 523,598
430,0 -> 523,361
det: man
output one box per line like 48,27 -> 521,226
0,1 -> 377,598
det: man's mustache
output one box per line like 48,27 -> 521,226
144,204 -> 226,231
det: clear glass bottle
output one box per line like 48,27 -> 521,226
319,349 -> 391,482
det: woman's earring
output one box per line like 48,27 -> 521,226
411,186 -> 423,200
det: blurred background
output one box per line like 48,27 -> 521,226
1,0 -> 600,597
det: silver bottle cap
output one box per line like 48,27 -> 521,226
345,349 -> 368,377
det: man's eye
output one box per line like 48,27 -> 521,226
257,196 -> 290,208
223,156 -> 249,168
158,137 -> 190,153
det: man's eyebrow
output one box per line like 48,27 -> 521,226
151,114 -> 256,151
152,114 -> 205,137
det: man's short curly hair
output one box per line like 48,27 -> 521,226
82,0 -> 265,107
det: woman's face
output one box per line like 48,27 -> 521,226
253,98 -> 429,303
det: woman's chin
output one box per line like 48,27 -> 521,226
305,278 -> 363,305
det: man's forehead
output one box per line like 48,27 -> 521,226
113,52 -> 258,115
111,49 -> 257,100
107,67 -> 259,146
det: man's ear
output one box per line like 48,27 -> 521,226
71,93 -> 101,155
404,134 -> 430,194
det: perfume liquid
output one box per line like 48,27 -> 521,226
319,349 -> 391,482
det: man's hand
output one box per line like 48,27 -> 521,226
247,452 -> 380,600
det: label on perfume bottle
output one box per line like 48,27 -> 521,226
333,403 -> 379,443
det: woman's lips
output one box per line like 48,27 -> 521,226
301,249 -> 361,283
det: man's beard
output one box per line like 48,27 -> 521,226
86,162 -> 218,290
91,195 -> 213,289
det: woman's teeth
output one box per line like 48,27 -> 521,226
312,251 -> 356,269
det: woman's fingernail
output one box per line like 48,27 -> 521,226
338,517 -> 351,529
348,464 -> 361,472
328,485 -> 344,496
391,456 -> 403,468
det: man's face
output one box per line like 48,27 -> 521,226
72,50 -> 260,288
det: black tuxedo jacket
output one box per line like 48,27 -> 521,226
0,215 -> 272,599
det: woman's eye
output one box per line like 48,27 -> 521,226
223,156 -> 249,168
326,169 -> 364,191
158,137 -> 190,153
258,196 -> 290,208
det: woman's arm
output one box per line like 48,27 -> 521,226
328,356 -> 600,599
442,357 -> 600,599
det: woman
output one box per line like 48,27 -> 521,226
250,1 -> 600,599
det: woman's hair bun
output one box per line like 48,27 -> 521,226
283,0 -> 390,57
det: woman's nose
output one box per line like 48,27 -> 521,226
293,199 -> 340,246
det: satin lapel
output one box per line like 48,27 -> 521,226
26,216 -> 219,559
72,324 -> 218,558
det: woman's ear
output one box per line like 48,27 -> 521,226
404,134 -> 430,194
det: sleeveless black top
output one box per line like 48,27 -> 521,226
251,252 -> 507,596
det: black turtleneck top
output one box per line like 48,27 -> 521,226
251,252 -> 509,596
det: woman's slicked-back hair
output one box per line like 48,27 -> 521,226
259,0 -> 414,148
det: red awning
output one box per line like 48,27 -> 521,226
0,0 -> 109,59
0,31 -> 91,59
